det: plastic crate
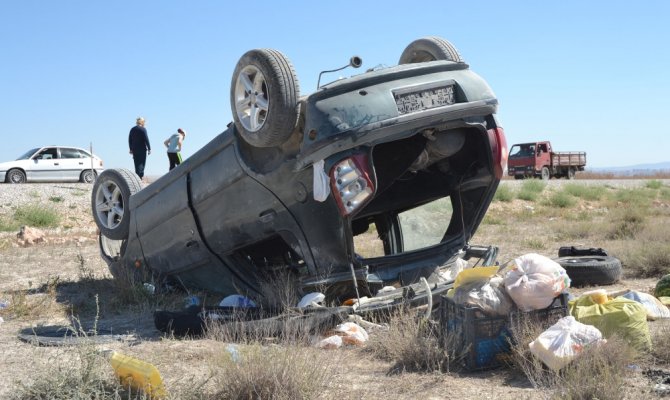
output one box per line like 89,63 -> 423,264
440,293 -> 568,371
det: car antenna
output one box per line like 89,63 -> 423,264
317,56 -> 362,89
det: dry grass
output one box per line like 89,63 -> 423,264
366,308 -> 448,374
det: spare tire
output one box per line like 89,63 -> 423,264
91,168 -> 142,240
399,36 -> 463,64
554,255 -> 622,286
230,48 -> 300,147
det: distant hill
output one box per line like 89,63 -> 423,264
588,161 -> 670,175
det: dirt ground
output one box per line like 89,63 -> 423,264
0,181 -> 668,399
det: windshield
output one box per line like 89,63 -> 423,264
16,148 -> 40,160
509,144 -> 535,158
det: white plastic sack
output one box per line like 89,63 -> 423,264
312,160 -> 330,202
297,292 -> 325,308
219,294 -> 257,308
504,253 -> 571,311
438,258 -> 468,282
316,335 -> 343,349
330,322 -> 369,345
529,316 -> 604,371
452,276 -> 515,316
619,290 -> 670,320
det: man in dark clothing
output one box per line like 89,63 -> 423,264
128,117 -> 151,179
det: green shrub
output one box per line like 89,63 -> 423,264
547,191 -> 575,208
0,217 -> 19,232
520,180 -> 546,194
645,179 -> 663,189
563,183 -> 605,201
493,185 -> 514,202
14,204 -> 61,228
49,196 -> 64,203
610,188 -> 655,206
517,189 -> 538,202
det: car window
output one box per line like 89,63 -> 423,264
35,148 -> 59,160
60,148 -> 85,159
353,196 -> 454,257
397,197 -> 453,251
17,148 -> 39,160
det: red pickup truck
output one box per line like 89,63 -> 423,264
507,141 -> 586,180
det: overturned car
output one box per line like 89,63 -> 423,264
92,37 -> 507,310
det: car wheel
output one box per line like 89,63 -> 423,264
554,255 -> 622,286
230,48 -> 300,147
514,175 -> 524,180
6,169 -> 26,184
541,167 -> 550,180
398,36 -> 463,64
91,168 -> 142,240
567,168 -> 576,180
80,169 -> 95,183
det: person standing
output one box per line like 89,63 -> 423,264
128,117 -> 151,179
164,128 -> 186,170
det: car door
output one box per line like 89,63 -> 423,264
58,147 -> 87,181
28,147 -> 61,181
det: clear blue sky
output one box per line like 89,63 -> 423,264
1,1 -> 668,177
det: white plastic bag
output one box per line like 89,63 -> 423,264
504,253 -> 571,311
330,322 -> 369,345
438,258 -> 468,282
297,292 -> 325,309
219,294 -> 256,308
529,316 -> 604,371
316,335 -> 342,349
619,290 -> 670,320
451,276 -> 515,316
312,160 -> 330,202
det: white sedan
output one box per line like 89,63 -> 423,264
0,146 -> 104,183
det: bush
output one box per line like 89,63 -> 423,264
209,343 -> 333,400
606,209 -> 646,240
520,180 -> 546,194
563,183 -> 606,201
645,179 -> 663,189
367,308 -> 447,373
547,191 -> 575,208
14,204 -> 61,228
493,185 -> 514,202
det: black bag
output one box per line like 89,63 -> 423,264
557,246 -> 609,258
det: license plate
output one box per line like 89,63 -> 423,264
394,81 -> 455,115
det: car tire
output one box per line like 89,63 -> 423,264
230,48 -> 300,147
514,175 -> 524,180
399,36 -> 463,64
6,168 -> 26,184
554,255 -> 622,286
541,167 -> 550,180
91,168 -> 142,240
80,169 -> 96,183
567,168 -> 576,180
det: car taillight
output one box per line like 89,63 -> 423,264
487,127 -> 508,179
330,155 -> 374,216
